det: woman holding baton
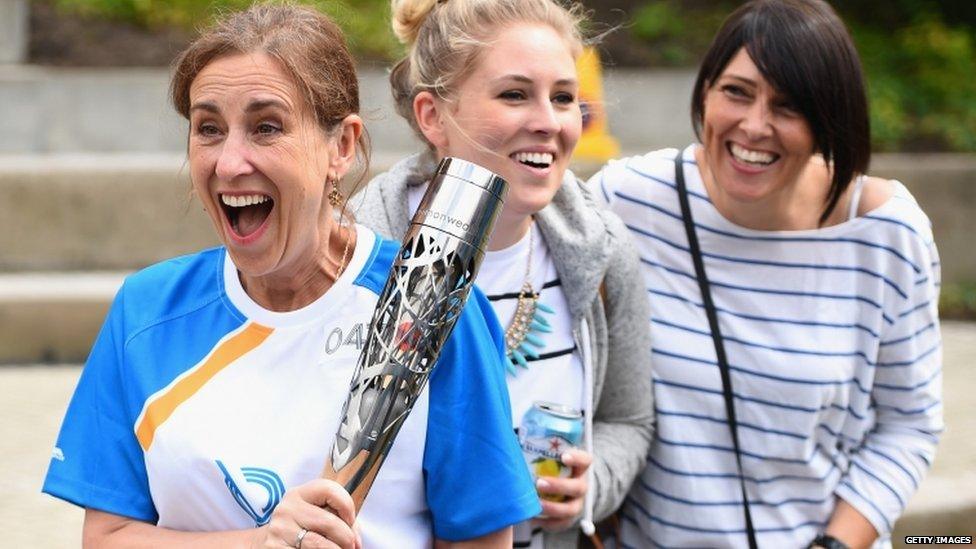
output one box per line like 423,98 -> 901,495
42,4 -> 539,547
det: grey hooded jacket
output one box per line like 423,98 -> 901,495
353,153 -> 653,548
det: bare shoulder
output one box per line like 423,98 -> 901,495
857,175 -> 896,215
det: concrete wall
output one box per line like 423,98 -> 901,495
1,153 -> 974,284
0,64 -> 971,281
871,154 -> 976,286
0,66 -> 692,154
602,69 -> 697,150
0,0 -> 28,65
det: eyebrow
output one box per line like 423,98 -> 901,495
245,98 -> 289,113
188,98 -> 290,115
189,101 -> 219,115
493,74 -> 578,87
719,74 -> 757,87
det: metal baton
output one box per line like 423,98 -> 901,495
322,157 -> 507,508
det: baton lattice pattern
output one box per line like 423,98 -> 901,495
330,227 -> 479,477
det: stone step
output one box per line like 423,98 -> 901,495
0,153 -> 212,272
0,151 -> 604,272
0,272 -> 122,363
2,151 -> 974,280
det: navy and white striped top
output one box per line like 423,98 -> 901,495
592,146 -> 943,548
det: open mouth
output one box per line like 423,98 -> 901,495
728,142 -> 778,167
511,151 -> 554,170
220,193 -> 274,239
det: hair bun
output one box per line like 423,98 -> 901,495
391,0 -> 441,45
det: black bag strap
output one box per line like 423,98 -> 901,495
674,151 -> 759,549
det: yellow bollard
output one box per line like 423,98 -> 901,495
574,47 -> 620,162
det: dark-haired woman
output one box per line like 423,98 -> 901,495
592,1 -> 942,547
42,4 -> 539,548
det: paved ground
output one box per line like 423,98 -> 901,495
2,322 -> 973,548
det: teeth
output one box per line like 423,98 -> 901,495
730,143 -> 776,165
221,194 -> 270,208
513,152 -> 554,166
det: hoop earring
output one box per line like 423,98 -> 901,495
328,176 -> 343,207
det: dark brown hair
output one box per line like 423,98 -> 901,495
691,0 -> 870,225
170,3 -> 370,187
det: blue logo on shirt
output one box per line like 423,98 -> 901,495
216,460 -> 285,526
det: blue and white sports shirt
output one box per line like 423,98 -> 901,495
43,225 -> 541,547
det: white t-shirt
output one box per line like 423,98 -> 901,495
410,186 -> 584,548
477,222 -> 585,424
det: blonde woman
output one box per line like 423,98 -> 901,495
356,1 -> 653,547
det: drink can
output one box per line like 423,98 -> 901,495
518,402 -> 584,501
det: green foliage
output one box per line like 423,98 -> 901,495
628,1 -> 736,66
622,1 -> 976,152
51,0 -> 401,61
853,17 -> 976,151
631,3 -> 688,65
48,0 -> 976,151
941,281 -> 976,320
632,3 -> 680,40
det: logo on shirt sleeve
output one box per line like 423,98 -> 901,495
216,460 -> 285,526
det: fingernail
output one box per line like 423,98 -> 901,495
561,452 -> 573,464
537,478 -> 550,490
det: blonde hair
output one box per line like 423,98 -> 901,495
389,0 -> 586,141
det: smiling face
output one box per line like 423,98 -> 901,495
700,47 -> 816,206
188,52 -> 348,284
430,23 -> 581,224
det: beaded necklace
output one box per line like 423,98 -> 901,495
503,224 -> 554,375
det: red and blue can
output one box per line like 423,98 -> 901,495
518,402 -> 584,501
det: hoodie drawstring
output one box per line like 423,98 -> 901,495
575,319 -> 596,539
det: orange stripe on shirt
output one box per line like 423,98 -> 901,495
135,323 -> 273,451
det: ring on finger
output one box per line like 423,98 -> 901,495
295,527 -> 309,549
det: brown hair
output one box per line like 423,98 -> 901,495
692,0 -> 870,225
170,2 -> 370,187
389,0 -> 586,142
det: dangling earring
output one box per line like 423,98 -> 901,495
326,175 -> 351,279
328,176 -> 343,207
